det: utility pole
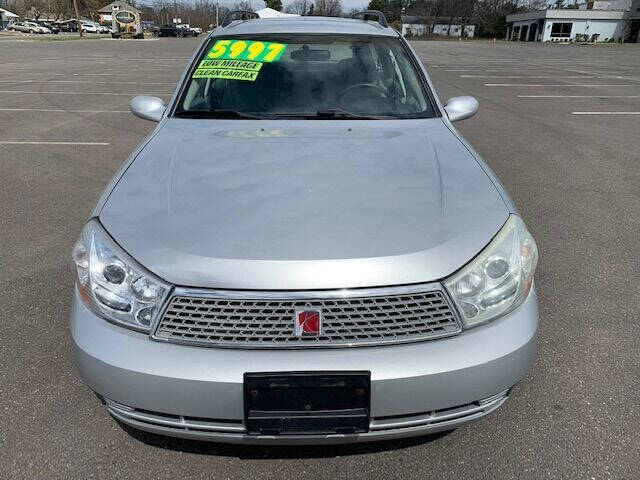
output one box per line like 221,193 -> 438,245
73,0 -> 83,37
216,2 -> 219,26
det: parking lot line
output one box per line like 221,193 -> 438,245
0,90 -> 172,96
0,108 -> 129,113
463,75 -> 595,79
82,72 -> 183,76
571,111 -> 640,115
0,80 -> 176,85
485,84 -> 639,87
518,95 -> 640,98
0,141 -> 110,145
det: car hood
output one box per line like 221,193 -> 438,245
100,118 -> 509,290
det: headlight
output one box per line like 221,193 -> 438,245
444,215 -> 538,329
72,220 -> 171,332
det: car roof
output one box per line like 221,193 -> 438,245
210,16 -> 398,38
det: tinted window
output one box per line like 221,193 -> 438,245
550,23 -> 572,38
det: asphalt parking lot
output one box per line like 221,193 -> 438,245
1,37 -> 639,479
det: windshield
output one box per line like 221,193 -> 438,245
175,34 -> 435,119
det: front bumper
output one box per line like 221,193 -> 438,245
71,289 -> 538,444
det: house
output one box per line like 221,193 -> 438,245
97,1 -> 140,23
401,16 -> 475,38
506,2 -> 639,42
0,7 -> 19,28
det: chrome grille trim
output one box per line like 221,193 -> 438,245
151,283 -> 461,349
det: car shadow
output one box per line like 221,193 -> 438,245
116,421 -> 453,458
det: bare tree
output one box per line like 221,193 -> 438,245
313,0 -> 341,16
285,0 -> 311,14
234,0 -> 254,11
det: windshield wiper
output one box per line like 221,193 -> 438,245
315,109 -> 382,119
176,109 -> 385,120
272,109 -> 383,120
174,109 -> 264,119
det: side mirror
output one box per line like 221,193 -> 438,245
129,96 -> 166,122
444,96 -> 479,122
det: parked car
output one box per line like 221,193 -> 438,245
97,24 -> 111,34
80,22 -> 99,33
11,21 -> 51,34
71,11 -> 539,444
158,24 -> 190,37
184,25 -> 199,37
57,20 -> 78,32
32,20 -> 59,34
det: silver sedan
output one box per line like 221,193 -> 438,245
71,11 -> 539,444
10,21 -> 51,34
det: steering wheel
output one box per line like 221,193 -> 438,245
338,83 -> 389,102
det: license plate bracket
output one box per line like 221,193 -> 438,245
244,372 -> 371,436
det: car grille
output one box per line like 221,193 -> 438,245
153,286 -> 461,348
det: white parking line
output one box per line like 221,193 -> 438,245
0,80 -> 175,85
572,112 -> 640,115
18,56 -> 189,61
486,84 -> 638,87
0,90 -> 171,96
463,75 -> 595,79
0,108 -> 129,113
519,95 -> 640,98
79,72 -> 182,76
0,141 -> 110,145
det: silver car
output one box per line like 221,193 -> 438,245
71,11 -> 539,444
11,21 -> 51,34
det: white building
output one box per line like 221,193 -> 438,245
0,7 -> 19,28
579,0 -> 632,10
506,7 -> 638,42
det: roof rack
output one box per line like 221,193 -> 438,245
350,10 -> 388,28
221,10 -> 259,27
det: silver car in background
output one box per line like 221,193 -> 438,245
11,21 -> 51,34
71,11 -> 539,444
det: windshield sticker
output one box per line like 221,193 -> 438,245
192,59 -> 263,81
206,39 -> 288,63
192,40 -> 287,81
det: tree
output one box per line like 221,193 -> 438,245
265,0 -> 282,10
474,0 -> 526,38
234,0 -> 254,11
366,0 -> 387,12
313,0 -> 341,16
285,0 -> 311,14
365,0 -> 404,23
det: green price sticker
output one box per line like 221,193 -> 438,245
192,59 -> 263,81
206,39 -> 288,63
